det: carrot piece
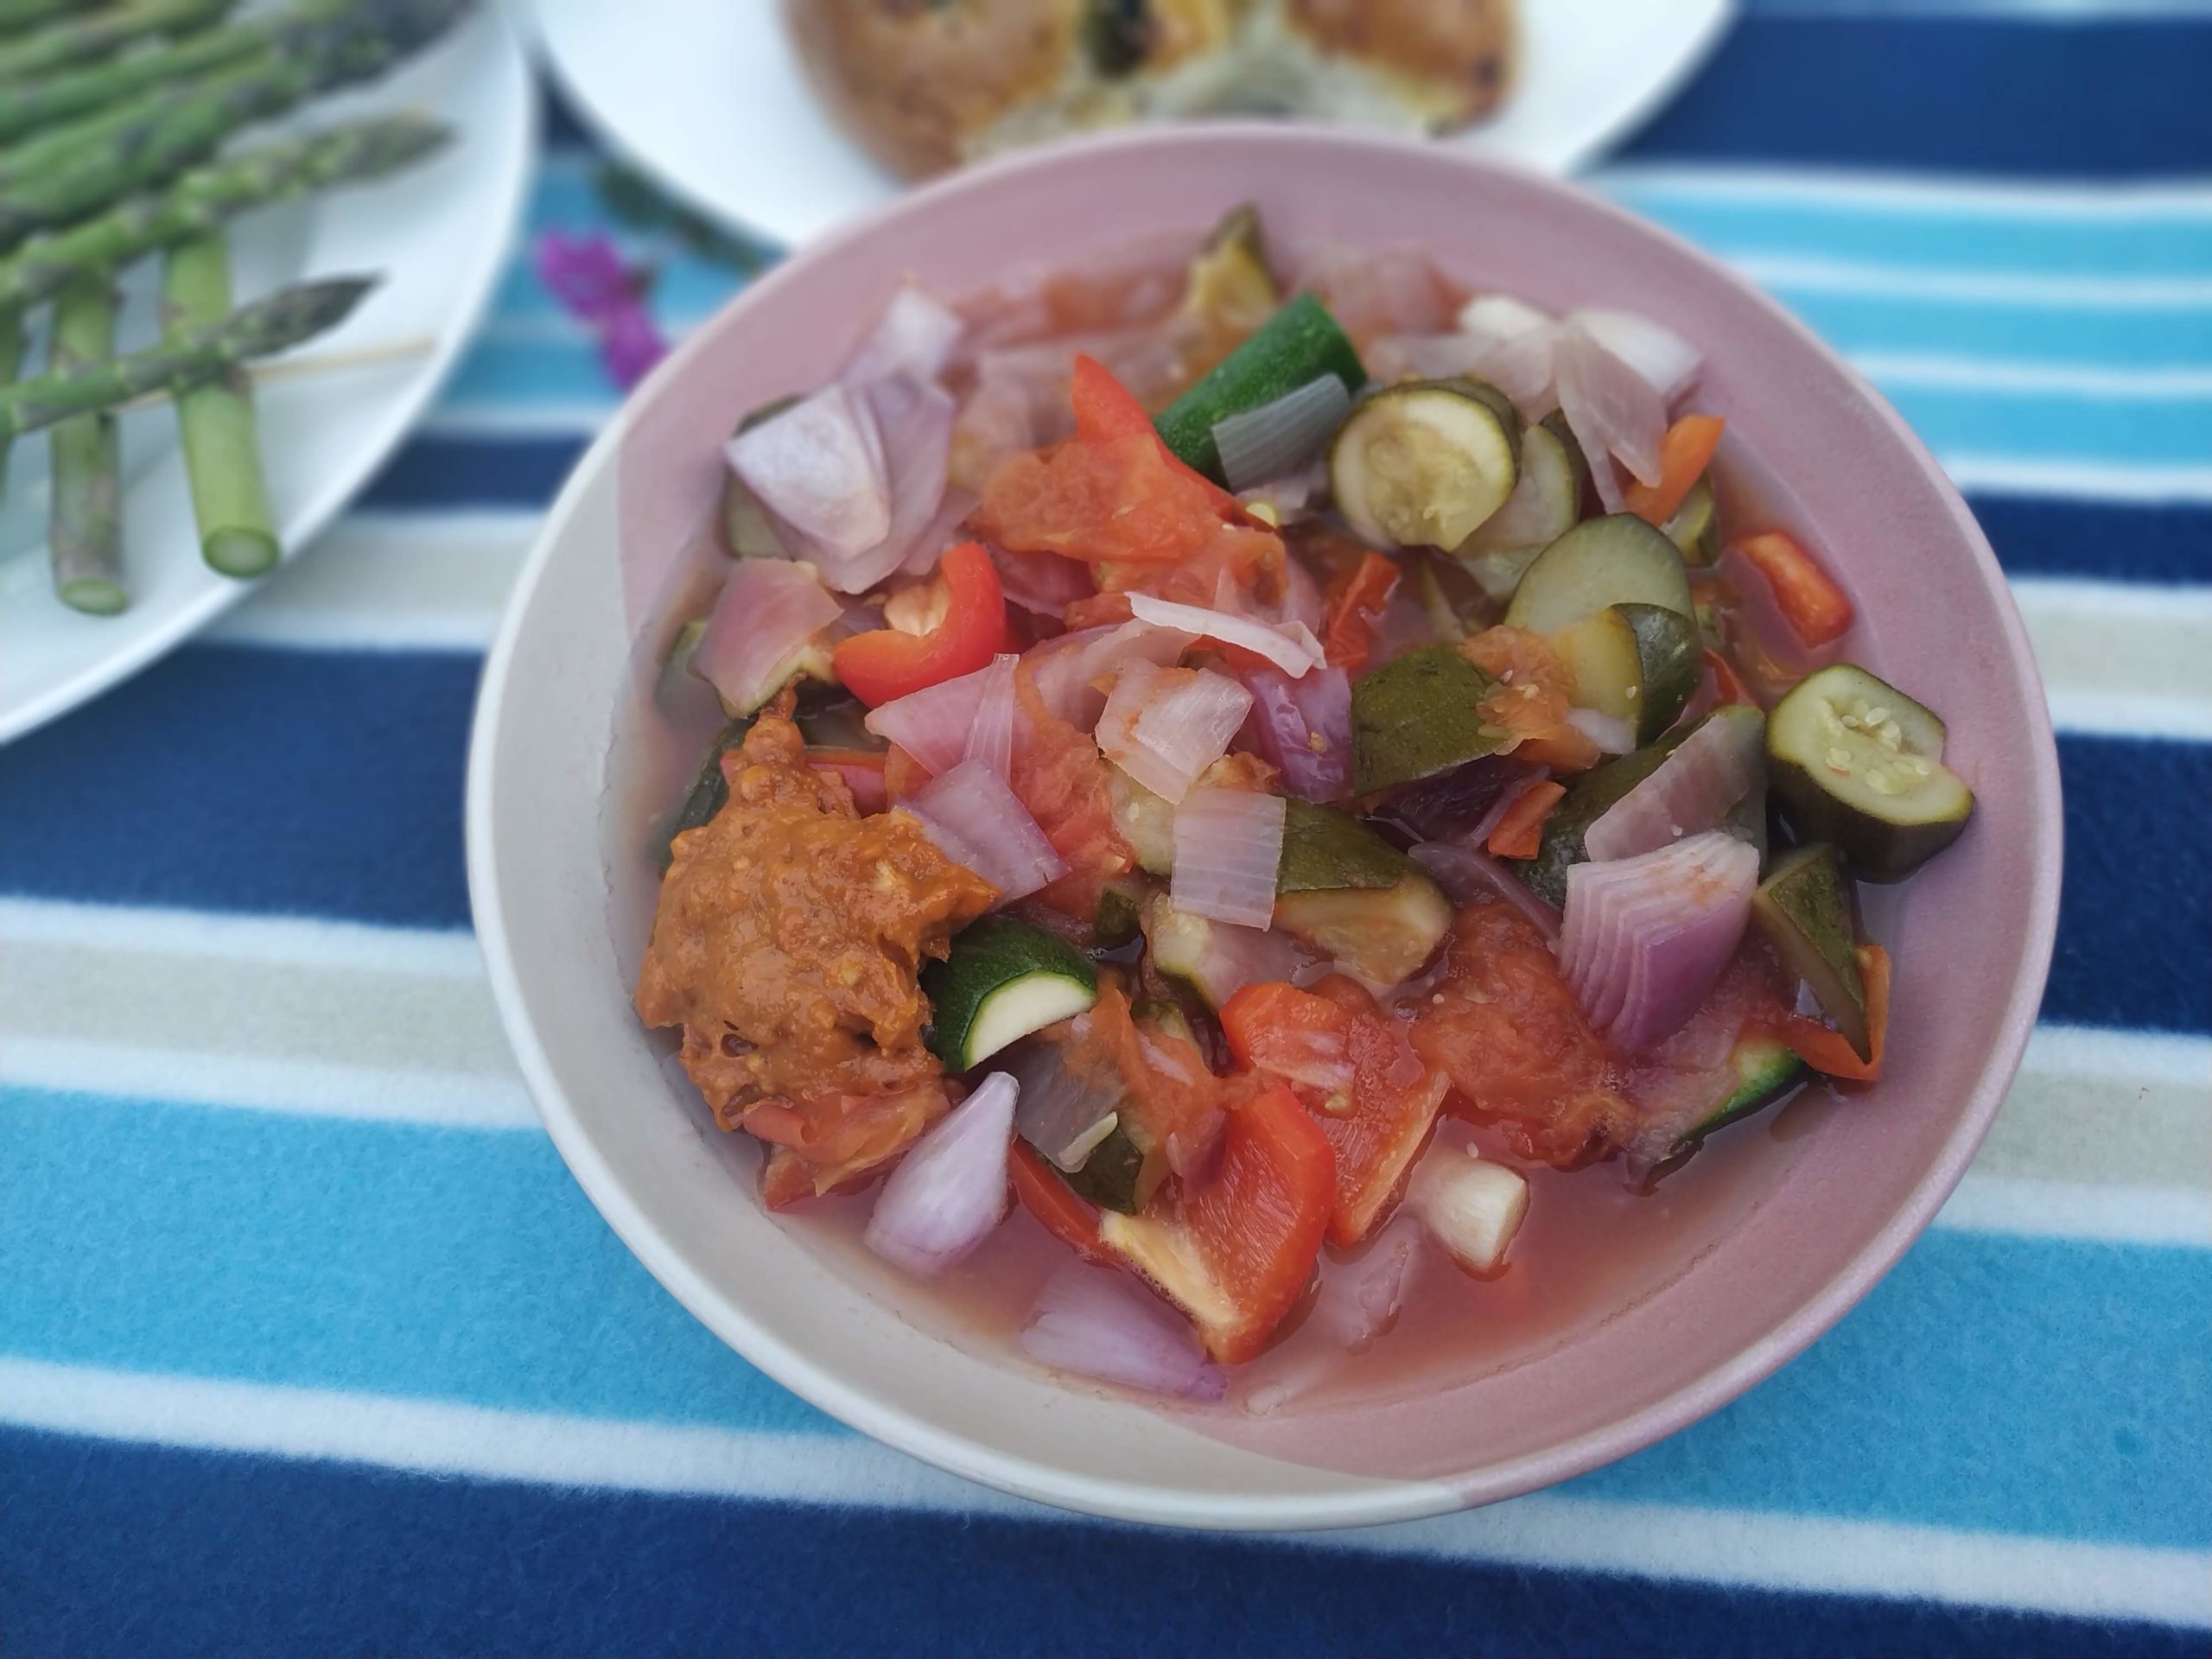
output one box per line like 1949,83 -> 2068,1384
1008,1140 -> 1113,1265
1485,779 -> 1567,859
1733,530 -> 1854,648
1624,414 -> 1725,526
1778,944 -> 1891,1083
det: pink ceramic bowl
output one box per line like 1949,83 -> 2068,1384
466,125 -> 2062,1529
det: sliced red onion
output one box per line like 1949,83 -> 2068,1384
1456,294 -> 1560,416
1458,293 -> 1554,346
1559,830 -> 1758,1052
992,546 -> 1093,619
1381,756 -> 1540,842
1567,708 -> 1637,756
1298,241 -> 1453,341
1240,664 -> 1352,804
862,1071 -> 1017,1279
845,283 -> 965,385
1554,322 -> 1667,501
899,486 -> 979,578
690,557 -> 842,715
1363,333 -> 1491,385
899,760 -> 1067,903
1312,1217 -> 1422,1353
1097,662 -> 1255,804
1126,594 -> 1325,678
1026,620 -> 1193,732
1171,787 -> 1287,928
829,372 -> 956,593
1212,375 -> 1353,495
963,652 -> 1020,778
1216,552 -> 1325,639
1584,710 -> 1764,863
1005,1039 -> 1124,1173
865,662 -> 995,774
726,383 -> 892,562
1567,308 -> 1701,406
1410,841 -> 1561,941
1020,1262 -> 1226,1401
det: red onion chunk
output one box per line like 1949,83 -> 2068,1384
1567,308 -> 1701,406
1240,664 -> 1352,803
1382,756 -> 1540,843
1298,242 -> 1455,342
1020,1262 -> 1226,1401
1006,1040 -> 1122,1173
992,546 -> 1094,619
1455,295 -> 1560,417
1127,594 -> 1325,678
1554,322 -> 1668,499
726,383 -> 891,561
1027,620 -> 1194,732
691,558 -> 843,715
963,652 -> 1020,777
1411,841 -> 1561,941
830,372 -> 956,593
1559,831 -> 1758,1052
1583,711 -> 1764,863
865,663 -> 995,774
900,760 -> 1066,903
845,283 -> 964,385
1097,662 -> 1255,804
1171,787 -> 1287,927
862,1071 -> 1017,1279
899,486 -> 979,577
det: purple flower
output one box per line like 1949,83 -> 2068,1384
599,302 -> 669,389
535,229 -> 669,390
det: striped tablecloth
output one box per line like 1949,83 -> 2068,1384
4,7 -> 2209,1654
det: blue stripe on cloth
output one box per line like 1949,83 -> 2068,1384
3,1087 -> 2207,1546
0,647 -> 2202,1035
1757,287 -> 2212,372
1621,17 -> 2212,176
1973,495 -> 2212,585
358,435 -> 587,512
3,1430 -> 2203,1659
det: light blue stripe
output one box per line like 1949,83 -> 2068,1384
3,1087 -> 2207,1548
1767,283 -> 2212,365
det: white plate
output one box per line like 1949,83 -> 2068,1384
527,0 -> 1733,248
0,7 -> 536,744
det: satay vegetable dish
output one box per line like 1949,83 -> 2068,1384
632,207 -> 1974,1402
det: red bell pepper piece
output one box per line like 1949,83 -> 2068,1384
1320,550 -> 1400,672
830,541 -> 1012,707
1624,414 -> 1725,527
1008,1141 -> 1113,1265
1732,530 -> 1854,648
1485,779 -> 1566,859
1774,944 -> 1891,1082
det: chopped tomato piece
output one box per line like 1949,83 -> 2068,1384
1463,626 -> 1602,772
1060,591 -> 1135,632
1486,779 -> 1565,859
1319,550 -> 1400,672
1772,944 -> 1891,1082
1009,1140 -> 1112,1264
1010,669 -> 1135,920
1732,530 -> 1853,648
1101,1084 -> 1336,1363
1221,982 -> 1357,1093
1624,414 -> 1725,527
1068,354 -> 1243,518
832,543 -> 1013,707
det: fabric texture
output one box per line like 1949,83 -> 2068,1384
3,5 -> 2210,1653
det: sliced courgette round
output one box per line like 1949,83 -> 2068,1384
1459,411 -> 1585,556
922,918 -> 1099,1071
1767,664 -> 1973,880
1662,474 -> 1720,565
1685,1035 -> 1808,1144
1350,642 -> 1503,794
1274,874 -> 1453,987
1503,513 -> 1696,634
1545,601 -> 1701,746
1751,844 -> 1869,1059
1330,378 -> 1522,551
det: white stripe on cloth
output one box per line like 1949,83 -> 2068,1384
2,1357 -> 2205,1628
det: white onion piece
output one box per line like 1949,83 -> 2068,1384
1458,293 -> 1554,344
690,558 -> 842,715
1097,663 -> 1254,804
726,383 -> 891,560
1410,841 -> 1561,942
1005,1040 -> 1123,1173
865,661 -> 995,773
962,652 -> 1020,779
845,283 -> 965,385
1566,708 -> 1637,756
1559,831 -> 1758,1052
826,372 -> 955,593
1567,308 -> 1701,405
1363,332 -> 1490,385
1126,594 -> 1325,678
1020,1262 -> 1226,1401
1213,376 -> 1353,494
1583,712 -> 1763,862
1406,1147 -> 1529,1274
899,760 -> 1067,903
1240,664 -> 1352,804
1170,786 -> 1287,928
1554,323 -> 1668,497
862,1072 -> 1017,1278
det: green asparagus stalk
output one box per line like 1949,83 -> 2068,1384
0,115 -> 448,313
0,0 -> 237,81
0,0 -> 470,243
0,0 -> 82,35
0,6 -> 267,144
164,232 -> 276,575
0,304 -> 21,486
48,275 -> 126,613
0,274 -> 372,439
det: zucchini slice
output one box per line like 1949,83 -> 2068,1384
1545,601 -> 1701,746
1459,412 -> 1585,556
1752,844 -> 1869,1059
1767,664 -> 1973,880
1330,378 -> 1522,551
1684,1035 -> 1808,1144
922,918 -> 1099,1071
1503,512 -> 1696,634
1065,1117 -> 1168,1215
1154,291 -> 1365,482
1350,643 -> 1503,794
1107,769 -> 1178,877
658,716 -> 754,868
1662,474 -> 1720,565
1276,800 -> 1418,893
1180,203 -> 1280,334
1274,874 -> 1452,987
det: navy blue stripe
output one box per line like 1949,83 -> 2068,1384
1974,496 -> 2212,588
0,650 -> 2203,1036
1627,17 -> 2212,176
3,1432 -> 2198,1659
359,434 -> 588,512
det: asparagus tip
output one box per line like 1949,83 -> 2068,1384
203,524 -> 279,578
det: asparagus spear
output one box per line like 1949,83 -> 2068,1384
0,115 -> 449,313
0,0 -> 470,242
0,5 -> 266,144
0,304 -> 20,486
48,275 -> 126,613
0,0 -> 82,34
165,232 -> 276,575
0,0 -> 236,81
0,274 -> 372,439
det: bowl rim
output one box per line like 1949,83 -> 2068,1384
465,120 -> 2063,1532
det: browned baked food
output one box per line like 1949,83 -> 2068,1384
785,0 -> 1516,181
